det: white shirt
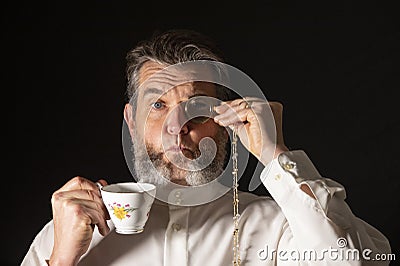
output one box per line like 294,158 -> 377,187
21,151 -> 391,265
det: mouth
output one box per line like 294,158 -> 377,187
166,145 -> 190,152
165,145 -> 196,158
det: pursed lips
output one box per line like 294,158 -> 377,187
166,145 -> 191,152
165,145 -> 196,158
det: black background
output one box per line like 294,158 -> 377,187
7,1 -> 399,265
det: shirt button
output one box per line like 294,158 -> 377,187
175,198 -> 182,205
172,223 -> 182,232
274,174 -> 282,180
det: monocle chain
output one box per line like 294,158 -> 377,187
232,125 -> 241,266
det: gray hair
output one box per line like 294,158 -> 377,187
125,29 -> 234,109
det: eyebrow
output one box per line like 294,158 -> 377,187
143,88 -> 211,100
142,88 -> 164,99
188,93 -> 208,99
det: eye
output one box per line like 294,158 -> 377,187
150,101 -> 165,110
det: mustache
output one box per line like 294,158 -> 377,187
131,126 -> 229,186
162,142 -> 202,159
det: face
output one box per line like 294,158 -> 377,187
124,61 -> 228,186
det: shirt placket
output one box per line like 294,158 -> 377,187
164,204 -> 190,266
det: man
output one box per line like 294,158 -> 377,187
22,29 -> 391,265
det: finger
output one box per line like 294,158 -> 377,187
214,102 -> 247,121
52,190 -> 109,220
214,98 -> 256,114
53,189 -> 104,206
214,108 -> 255,127
54,196 -> 110,236
215,98 -> 267,115
52,189 -> 110,221
85,206 -> 110,236
242,97 -> 266,103
97,179 -> 108,187
230,98 -> 250,106
214,102 -> 230,114
58,176 -> 100,193
68,198 -> 111,236
229,122 -> 250,144
230,97 -> 265,107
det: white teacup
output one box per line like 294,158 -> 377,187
100,182 -> 156,234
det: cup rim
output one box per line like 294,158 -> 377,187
101,182 -> 156,193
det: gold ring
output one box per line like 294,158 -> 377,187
240,101 -> 250,109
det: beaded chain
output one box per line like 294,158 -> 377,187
232,125 -> 241,266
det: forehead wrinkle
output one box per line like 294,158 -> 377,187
160,83 -> 196,101
138,61 -> 217,100
140,80 -> 196,100
139,63 -> 186,83
140,63 -> 209,88
144,78 -> 195,91
143,71 -> 198,90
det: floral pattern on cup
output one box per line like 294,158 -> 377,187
108,202 -> 137,220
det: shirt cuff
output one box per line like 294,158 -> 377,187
261,150 -> 346,214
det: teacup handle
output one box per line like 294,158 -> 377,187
96,182 -> 103,195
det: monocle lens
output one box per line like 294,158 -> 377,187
184,96 -> 221,124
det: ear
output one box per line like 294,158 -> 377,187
124,103 -> 135,139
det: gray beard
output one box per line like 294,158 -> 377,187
132,129 -> 228,186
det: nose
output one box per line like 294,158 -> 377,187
165,104 -> 189,135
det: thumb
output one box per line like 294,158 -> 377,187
97,179 -> 109,187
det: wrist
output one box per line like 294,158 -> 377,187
273,145 -> 289,159
259,144 -> 289,166
49,252 -> 79,266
